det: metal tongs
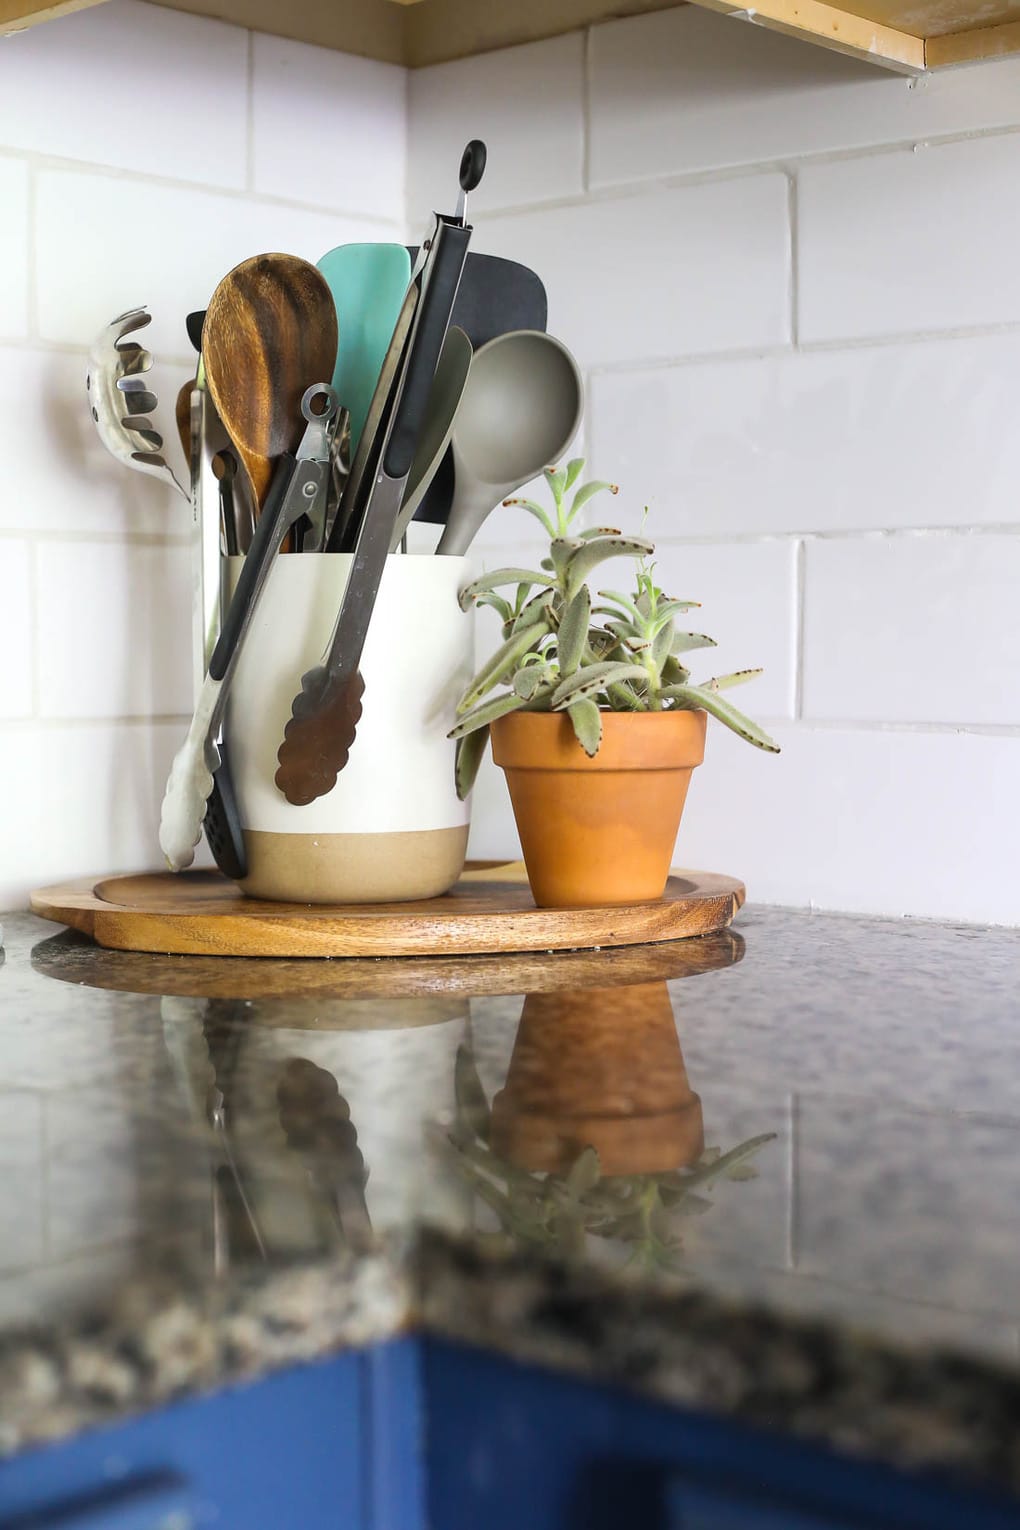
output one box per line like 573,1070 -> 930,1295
273,139 -> 487,808
159,385 -> 341,872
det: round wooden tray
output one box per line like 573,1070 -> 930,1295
30,861 -> 745,961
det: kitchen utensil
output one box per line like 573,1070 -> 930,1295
316,243 -> 412,457
31,864 -> 747,957
299,405 -> 350,553
435,330 -> 583,557
186,310 -> 205,353
274,141 -> 486,809
388,325 -> 472,552
201,254 -> 338,512
403,252 -> 548,526
86,307 -> 187,498
159,385 -> 340,872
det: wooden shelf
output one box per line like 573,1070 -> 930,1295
4,0 -> 1019,73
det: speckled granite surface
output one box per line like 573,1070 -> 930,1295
2,903 -> 1020,1492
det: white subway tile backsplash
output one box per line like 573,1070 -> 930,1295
677,723 -> 1020,924
35,170 -> 398,356
803,535 -> 1020,725
36,540 -> 192,719
0,346 -> 188,536
589,334 -> 1020,536
590,8 -> 1020,189
0,721 -> 183,909
0,0 -> 247,189
798,135 -> 1020,343
253,35 -> 406,220
407,34 -> 584,224
0,158 -> 29,340
0,540 -> 33,719
475,174 -> 791,367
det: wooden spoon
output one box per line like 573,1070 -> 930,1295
201,253 -> 338,514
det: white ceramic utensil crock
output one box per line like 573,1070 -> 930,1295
226,553 -> 472,903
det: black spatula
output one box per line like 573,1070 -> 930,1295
404,250 -> 548,525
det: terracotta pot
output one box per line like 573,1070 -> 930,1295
489,709 -> 707,908
490,983 -> 704,1176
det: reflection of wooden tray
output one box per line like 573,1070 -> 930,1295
31,862 -> 745,961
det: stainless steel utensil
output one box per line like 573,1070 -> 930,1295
435,330 -> 583,557
274,140 -> 487,809
160,385 -> 340,872
86,307 -> 187,499
388,325 -> 472,552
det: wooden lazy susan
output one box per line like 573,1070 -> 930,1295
31,862 -> 745,960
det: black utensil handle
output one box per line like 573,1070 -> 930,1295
186,310 -> 206,354
460,139 -> 486,192
384,222 -> 470,483
208,453 -> 296,680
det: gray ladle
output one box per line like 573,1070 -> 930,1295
435,330 -> 583,557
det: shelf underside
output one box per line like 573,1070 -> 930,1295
3,0 -> 1019,82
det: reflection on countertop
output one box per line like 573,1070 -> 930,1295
2,905 -> 1020,1491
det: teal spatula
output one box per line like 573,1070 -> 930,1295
316,242 -> 412,455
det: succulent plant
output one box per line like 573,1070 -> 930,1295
450,459 -> 779,798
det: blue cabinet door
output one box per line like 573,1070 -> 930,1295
0,1353 -> 365,1530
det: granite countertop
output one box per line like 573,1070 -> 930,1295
2,903 -> 1020,1494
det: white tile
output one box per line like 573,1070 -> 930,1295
0,541 -> 33,719
799,135 -> 1020,342
804,535 -> 1020,725
475,174 -> 790,367
0,1093 -> 44,1273
0,0 -> 247,188
0,721 -> 185,910
36,540 -> 191,719
253,35 -> 406,220
589,334 -> 1020,535
35,169 -> 398,354
0,346 -> 188,537
407,34 -> 583,224
645,541 -> 796,719
677,723 -> 1020,924
0,158 -> 29,340
590,7 -> 1020,189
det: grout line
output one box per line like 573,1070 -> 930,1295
0,529 -> 191,547
26,539 -> 40,720
786,171 -> 800,350
758,717 -> 1020,737
0,715 -> 191,731
245,29 -> 256,193
580,26 -> 593,195
793,538 -> 806,720
786,1092 -> 799,1272
635,525 -> 1020,546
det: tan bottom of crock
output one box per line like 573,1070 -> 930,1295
239,824 -> 469,904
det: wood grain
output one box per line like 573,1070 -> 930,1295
30,862 -> 745,961
202,253 -> 338,512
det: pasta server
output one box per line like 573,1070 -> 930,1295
86,307 -> 187,499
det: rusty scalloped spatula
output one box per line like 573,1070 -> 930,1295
202,252 -> 338,515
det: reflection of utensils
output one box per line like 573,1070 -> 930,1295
275,141 -> 486,808
436,330 -> 584,557
202,254 -> 338,515
86,307 -> 187,499
277,1058 -> 371,1242
159,385 -> 340,872
389,325 -> 472,552
403,250 -> 548,527
203,999 -> 267,1267
317,242 -> 412,457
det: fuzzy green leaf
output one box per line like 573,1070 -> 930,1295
671,631 -> 718,654
557,586 -> 590,676
450,689 -> 530,740
501,497 -> 556,538
565,537 -> 654,600
565,1144 -> 601,1195
552,662 -> 649,709
544,464 -> 568,509
567,697 -> 602,756
562,458 -> 586,495
549,536 -> 585,577
606,681 -> 646,712
701,668 -> 764,692
458,621 -> 551,711
459,568 -> 555,611
651,621 -> 674,675
513,665 -> 549,700
454,728 -> 490,800
578,525 -> 622,541
475,591 -> 513,624
512,588 -> 556,633
661,656 -> 690,686
570,479 -> 619,520
660,683 -> 780,753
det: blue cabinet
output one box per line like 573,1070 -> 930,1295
4,1336 -> 1020,1530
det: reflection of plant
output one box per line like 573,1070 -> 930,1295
435,1046 -> 776,1275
